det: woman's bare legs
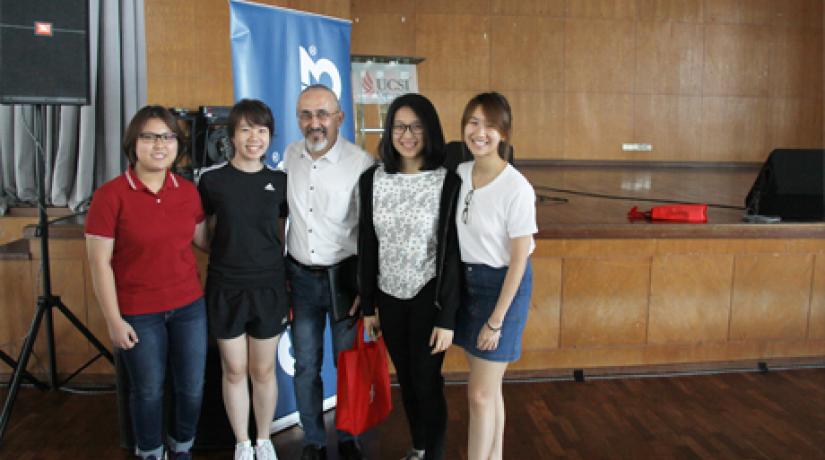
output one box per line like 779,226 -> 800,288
466,353 -> 508,460
248,335 -> 280,439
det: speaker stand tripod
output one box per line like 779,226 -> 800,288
0,351 -> 48,390
0,104 -> 114,446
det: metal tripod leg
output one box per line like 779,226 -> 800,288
0,350 -> 48,390
0,295 -> 51,443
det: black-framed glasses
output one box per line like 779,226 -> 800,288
392,122 -> 424,136
137,132 -> 177,143
298,109 -> 339,122
461,189 -> 474,224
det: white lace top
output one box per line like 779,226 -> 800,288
372,165 -> 446,299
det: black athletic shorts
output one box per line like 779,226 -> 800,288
205,283 -> 289,340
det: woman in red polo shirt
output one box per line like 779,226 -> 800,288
85,105 -> 209,460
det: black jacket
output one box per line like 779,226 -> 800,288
358,164 -> 462,330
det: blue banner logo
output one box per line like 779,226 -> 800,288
230,0 -> 354,167
229,0 -> 351,427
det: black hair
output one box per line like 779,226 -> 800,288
122,105 -> 183,167
227,98 -> 275,138
461,92 -> 513,160
378,93 -> 445,173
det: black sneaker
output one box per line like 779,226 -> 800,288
300,444 -> 327,460
338,440 -> 365,460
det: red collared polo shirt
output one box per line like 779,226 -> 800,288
85,168 -> 205,315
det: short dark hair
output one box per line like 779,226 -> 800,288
460,92 -> 513,160
122,105 -> 184,167
378,93 -> 445,173
228,98 -> 275,138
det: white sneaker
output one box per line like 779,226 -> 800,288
234,442 -> 255,460
255,439 -> 279,460
402,448 -> 425,460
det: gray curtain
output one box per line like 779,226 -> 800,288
0,0 -> 147,215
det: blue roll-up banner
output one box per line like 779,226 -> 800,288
229,0 -> 353,431
229,0 -> 355,168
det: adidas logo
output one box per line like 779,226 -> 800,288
264,183 -> 275,191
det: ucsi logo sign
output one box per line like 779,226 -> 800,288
299,45 -> 342,98
361,72 -> 411,93
352,62 -> 418,104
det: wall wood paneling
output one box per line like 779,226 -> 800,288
351,14 -> 416,57
635,21 -> 703,95
490,17 -> 564,93
491,0 -> 565,16
637,0 -> 704,23
700,96 -> 770,161
634,95 -> 703,161
144,0 -> 824,161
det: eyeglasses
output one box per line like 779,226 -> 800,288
392,123 -> 424,136
461,189 -> 474,224
137,132 -> 178,143
298,110 -> 339,122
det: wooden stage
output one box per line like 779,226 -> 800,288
1,163 -> 824,380
525,162 -> 822,237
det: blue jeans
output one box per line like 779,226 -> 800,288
120,297 -> 208,459
287,258 -> 357,447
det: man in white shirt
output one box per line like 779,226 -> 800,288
281,84 -> 374,460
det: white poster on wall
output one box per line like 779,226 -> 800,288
351,62 -> 419,104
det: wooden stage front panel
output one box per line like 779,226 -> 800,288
1,164 -> 824,378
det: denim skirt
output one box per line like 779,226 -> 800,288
454,260 -> 533,362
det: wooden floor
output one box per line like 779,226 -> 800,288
2,368 -> 824,459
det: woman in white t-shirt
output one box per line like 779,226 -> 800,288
452,92 -> 537,460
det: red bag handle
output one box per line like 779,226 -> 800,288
352,318 -> 383,377
354,317 -> 382,350
354,318 -> 367,351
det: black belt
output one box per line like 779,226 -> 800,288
287,254 -> 332,272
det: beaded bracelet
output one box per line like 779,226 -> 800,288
486,320 -> 502,332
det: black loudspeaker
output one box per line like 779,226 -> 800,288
0,0 -> 90,105
745,149 -> 825,221
193,106 -> 232,169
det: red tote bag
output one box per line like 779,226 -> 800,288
335,319 -> 393,435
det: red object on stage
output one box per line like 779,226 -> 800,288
34,22 -> 53,36
628,204 -> 708,223
335,319 -> 392,435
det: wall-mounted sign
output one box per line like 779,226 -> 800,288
352,62 -> 418,104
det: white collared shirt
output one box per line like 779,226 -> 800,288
280,136 -> 375,266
